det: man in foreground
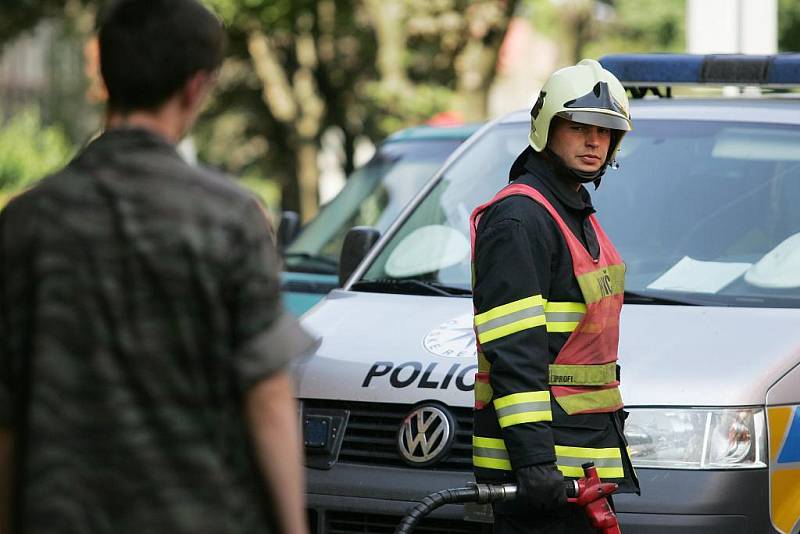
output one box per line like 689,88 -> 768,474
0,1 -> 314,532
471,59 -> 640,533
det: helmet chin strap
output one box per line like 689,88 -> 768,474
544,148 -> 607,188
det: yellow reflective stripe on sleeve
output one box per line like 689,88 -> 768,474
473,436 -> 507,449
577,264 -> 625,305
493,391 -> 552,427
494,391 -> 551,409
555,387 -> 623,415
546,322 -> 580,333
473,436 -> 512,471
544,302 -> 587,314
555,445 -> 622,459
475,295 -> 546,344
557,465 -> 625,479
473,456 -> 513,471
555,444 -> 624,479
475,295 -> 545,325
544,301 -> 586,333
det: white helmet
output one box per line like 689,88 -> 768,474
529,59 -> 632,166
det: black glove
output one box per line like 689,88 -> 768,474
514,463 -> 568,512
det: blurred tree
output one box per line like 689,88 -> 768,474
366,0 -> 519,124
0,0 -> 93,47
0,108 -> 74,205
2,0 -> 520,220
204,0 -> 518,220
527,0 -> 684,65
525,0 -> 601,64
0,0 -> 60,45
205,0 -> 376,221
596,0 -> 683,55
0,0 -> 99,144
245,10 -> 326,222
779,0 -> 800,52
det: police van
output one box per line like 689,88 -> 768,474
280,124 -> 479,315
296,54 -> 800,533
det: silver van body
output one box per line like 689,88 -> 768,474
297,98 -> 800,533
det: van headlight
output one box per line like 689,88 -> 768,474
624,407 -> 767,469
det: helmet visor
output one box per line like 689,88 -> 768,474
556,110 -> 632,132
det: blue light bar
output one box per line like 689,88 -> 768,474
599,53 -> 800,87
770,54 -> 800,85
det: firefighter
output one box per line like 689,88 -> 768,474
470,59 -> 640,533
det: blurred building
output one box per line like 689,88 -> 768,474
0,23 -> 54,121
0,20 -> 98,142
688,0 -> 777,54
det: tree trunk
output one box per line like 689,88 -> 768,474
363,0 -> 411,93
296,139 -> 319,222
561,0 -> 595,64
454,40 -> 498,121
340,128 -> 355,176
247,27 -> 324,221
454,0 -> 520,122
280,170 -> 301,218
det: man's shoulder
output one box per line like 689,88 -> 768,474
88,131 -> 252,207
1,164 -> 79,220
183,164 -> 267,225
479,184 -> 557,232
122,150 -> 260,219
188,163 -> 253,201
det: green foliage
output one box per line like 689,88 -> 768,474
596,0 -> 685,54
526,0 -> 564,40
526,0 -> 685,64
0,108 -> 74,191
363,82 -> 455,137
204,0 -> 312,33
779,0 -> 800,51
239,172 -> 281,214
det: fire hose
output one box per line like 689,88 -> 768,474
394,462 -> 620,534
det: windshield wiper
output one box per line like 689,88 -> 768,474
623,290 -> 700,306
351,278 -> 471,297
426,281 -> 472,296
283,252 -> 338,267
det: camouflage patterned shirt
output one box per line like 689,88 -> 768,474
0,128 -> 314,533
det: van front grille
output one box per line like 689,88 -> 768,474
325,511 -> 483,534
302,400 -> 473,470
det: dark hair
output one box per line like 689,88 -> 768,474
98,0 -> 226,113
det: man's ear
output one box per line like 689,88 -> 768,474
181,70 -> 215,112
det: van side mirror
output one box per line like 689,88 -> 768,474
277,211 -> 300,251
339,226 -> 381,286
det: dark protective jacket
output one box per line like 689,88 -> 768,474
470,150 -> 638,493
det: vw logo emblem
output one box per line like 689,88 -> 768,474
397,405 -> 455,466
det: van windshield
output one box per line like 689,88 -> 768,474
285,139 -> 464,274
360,120 -> 800,307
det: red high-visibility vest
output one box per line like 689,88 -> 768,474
471,183 -> 624,415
